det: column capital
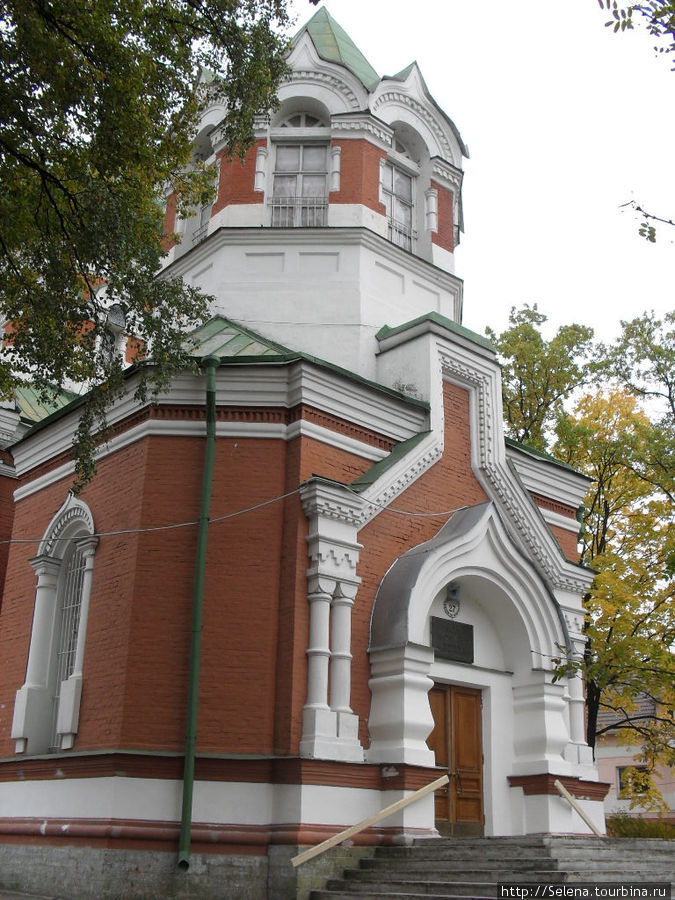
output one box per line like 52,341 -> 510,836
28,554 -> 62,579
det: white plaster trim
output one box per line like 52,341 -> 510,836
540,507 -> 581,534
161,226 -> 464,305
283,32 -> 370,113
431,157 -> 463,194
506,445 -> 590,509
0,460 -> 16,478
330,113 -> 393,149
372,89 -> 456,164
0,776 -> 433,831
436,338 -> 592,594
287,420 -> 387,462
14,413 -> 390,502
367,323 -> 592,594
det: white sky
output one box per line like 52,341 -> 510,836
287,0 -> 675,340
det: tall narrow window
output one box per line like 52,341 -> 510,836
382,161 -> 415,251
11,494 -> 98,755
271,144 -> 328,227
49,544 -> 86,750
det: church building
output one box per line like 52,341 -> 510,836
0,9 -> 608,899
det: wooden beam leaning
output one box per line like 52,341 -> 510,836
553,778 -> 603,837
291,773 -> 449,868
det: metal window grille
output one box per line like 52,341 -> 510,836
269,196 -> 328,228
49,546 -> 86,750
387,217 -> 417,252
192,222 -> 209,245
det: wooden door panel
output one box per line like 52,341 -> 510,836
428,687 -> 450,822
429,683 -> 483,834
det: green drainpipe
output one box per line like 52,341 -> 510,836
178,355 -> 219,871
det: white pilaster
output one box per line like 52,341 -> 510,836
299,478 -> 364,761
366,643 -> 436,766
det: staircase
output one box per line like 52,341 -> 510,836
310,836 -> 674,899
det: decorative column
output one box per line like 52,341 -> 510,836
254,146 -> 268,192
425,187 -> 438,233
11,556 -> 62,753
563,636 -> 595,766
57,535 -> 99,749
299,478 -> 364,761
330,145 -> 341,193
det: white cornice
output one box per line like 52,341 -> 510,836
0,460 -> 16,479
539,507 -> 581,535
431,157 -> 463,194
435,339 -> 592,594
161,226 -> 464,306
506,445 -> 590,509
330,114 -> 393,150
284,69 -> 361,112
12,362 -> 413,500
372,90 -> 455,164
354,324 -> 592,593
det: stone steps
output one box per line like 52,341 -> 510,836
310,836 -> 674,900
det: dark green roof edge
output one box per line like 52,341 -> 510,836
293,7 -> 380,92
14,317 -> 429,445
350,431 -> 430,492
377,311 -> 495,353
504,436 -> 592,480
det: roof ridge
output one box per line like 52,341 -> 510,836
293,6 -> 380,92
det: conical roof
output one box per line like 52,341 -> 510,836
293,7 -> 380,92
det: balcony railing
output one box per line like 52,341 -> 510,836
269,195 -> 328,228
387,216 -> 417,252
192,222 -> 209,245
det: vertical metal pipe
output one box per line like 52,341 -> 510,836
177,355 -> 218,871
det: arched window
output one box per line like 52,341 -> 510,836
270,109 -> 330,227
11,494 -> 98,754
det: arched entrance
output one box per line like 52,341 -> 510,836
366,502 -> 581,836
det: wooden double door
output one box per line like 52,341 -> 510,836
427,684 -> 484,835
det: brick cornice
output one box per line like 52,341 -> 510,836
508,773 -> 610,800
0,751 -> 435,792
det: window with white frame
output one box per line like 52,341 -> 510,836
269,110 -> 329,227
271,144 -> 328,227
11,494 -> 98,755
381,160 -> 415,251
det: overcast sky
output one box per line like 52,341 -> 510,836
287,0 -> 675,340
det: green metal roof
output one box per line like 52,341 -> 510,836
504,436 -> 591,478
377,311 -> 495,353
293,7 -> 380,92
15,382 -> 78,424
186,316 -> 291,359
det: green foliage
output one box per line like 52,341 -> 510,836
606,812 -> 675,838
0,0 -> 292,487
554,389 -> 674,801
490,307 -> 675,808
486,304 -> 594,450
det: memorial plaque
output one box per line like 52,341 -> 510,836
431,617 -> 474,664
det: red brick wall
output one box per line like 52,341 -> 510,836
549,524 -> 580,563
350,382 -> 489,748
431,181 -> 454,252
0,441 -> 149,757
330,139 -> 386,215
213,141 -> 265,214
0,463 -> 15,607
